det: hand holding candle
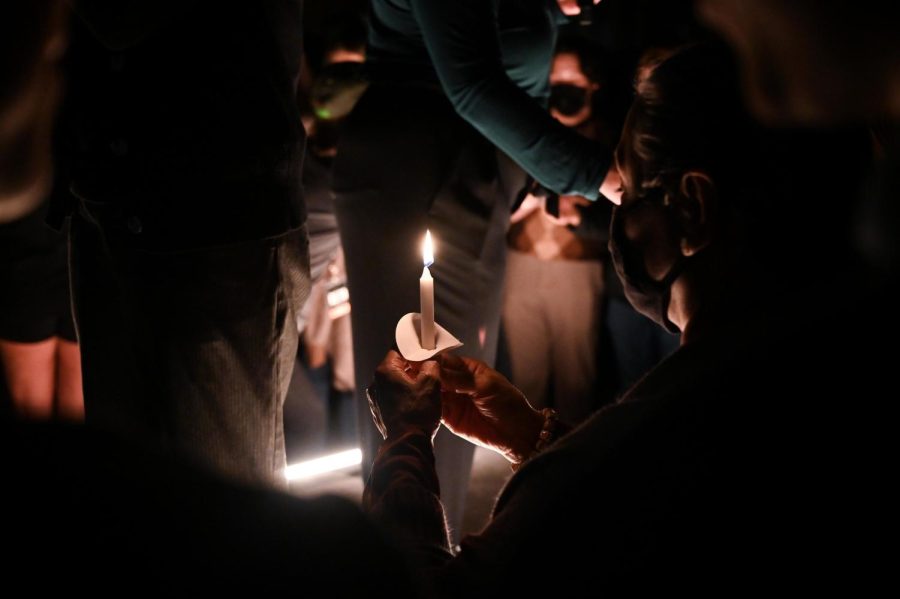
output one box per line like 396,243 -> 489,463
420,230 -> 436,350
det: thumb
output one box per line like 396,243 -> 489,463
438,354 -> 480,393
416,360 -> 440,392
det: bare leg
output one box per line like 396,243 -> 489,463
0,338 -> 57,419
55,339 -> 84,421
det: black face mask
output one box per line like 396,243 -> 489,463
609,193 -> 686,334
549,84 -> 589,117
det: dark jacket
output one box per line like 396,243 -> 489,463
365,297 -> 884,595
58,1 -> 306,250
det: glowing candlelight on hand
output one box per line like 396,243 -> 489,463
420,230 -> 436,350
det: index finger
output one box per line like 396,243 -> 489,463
414,359 -> 441,393
375,349 -> 416,385
417,359 -> 440,381
437,353 -> 480,393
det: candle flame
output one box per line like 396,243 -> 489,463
423,230 -> 434,267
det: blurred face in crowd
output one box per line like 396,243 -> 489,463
696,0 -> 900,123
556,0 -> 602,17
0,0 -> 66,222
324,47 -> 365,66
549,52 -> 599,128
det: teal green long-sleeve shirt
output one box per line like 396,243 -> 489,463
367,0 -> 611,200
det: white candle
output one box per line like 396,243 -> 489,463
420,230 -> 436,349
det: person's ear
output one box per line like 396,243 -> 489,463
669,171 -> 717,256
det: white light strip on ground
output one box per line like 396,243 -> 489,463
284,448 -> 362,482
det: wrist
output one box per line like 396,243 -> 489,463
507,408 -> 553,466
384,421 -> 438,442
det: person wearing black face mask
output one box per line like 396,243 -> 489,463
549,84 -> 589,120
546,40 -> 605,136
502,38 -> 615,425
607,186 -> 685,333
359,43 -> 877,595
596,46 -> 684,396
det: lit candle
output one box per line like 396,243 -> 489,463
420,230 -> 436,349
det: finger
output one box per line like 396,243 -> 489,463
440,393 -> 497,452
438,354 -> 479,392
440,355 -> 505,398
440,390 -> 469,430
437,352 -> 465,371
416,360 -> 441,394
382,349 -> 410,370
417,359 -> 439,380
435,353 -> 468,377
439,368 -> 474,394
376,350 -> 416,385
405,360 -> 421,377
374,350 -> 399,379
459,356 -> 511,394
456,355 -> 489,372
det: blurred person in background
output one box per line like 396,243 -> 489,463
502,35 -> 614,424
0,0 -> 82,421
284,12 -> 367,460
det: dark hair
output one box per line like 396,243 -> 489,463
554,34 -> 608,86
321,14 -> 367,60
620,43 -> 757,199
635,47 -> 677,78
305,13 -> 368,73
619,42 -> 871,277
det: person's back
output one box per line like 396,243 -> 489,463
450,306 -> 868,594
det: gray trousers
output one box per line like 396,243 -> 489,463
503,250 -> 604,424
70,211 -> 309,486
